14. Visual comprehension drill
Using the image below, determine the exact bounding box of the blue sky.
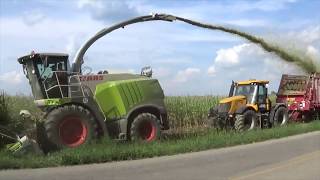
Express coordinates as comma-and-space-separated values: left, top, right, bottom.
0, 0, 319, 95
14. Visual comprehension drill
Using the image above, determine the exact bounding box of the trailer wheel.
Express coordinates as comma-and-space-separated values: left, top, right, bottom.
44, 105, 98, 150
273, 106, 288, 126
235, 110, 257, 132
129, 113, 160, 142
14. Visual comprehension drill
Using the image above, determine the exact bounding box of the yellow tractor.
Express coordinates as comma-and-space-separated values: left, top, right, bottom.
208, 80, 288, 132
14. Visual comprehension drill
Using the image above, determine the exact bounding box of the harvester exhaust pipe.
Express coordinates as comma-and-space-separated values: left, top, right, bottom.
229, 81, 235, 97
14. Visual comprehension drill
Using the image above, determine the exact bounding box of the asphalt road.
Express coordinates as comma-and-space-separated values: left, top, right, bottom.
1, 131, 319, 180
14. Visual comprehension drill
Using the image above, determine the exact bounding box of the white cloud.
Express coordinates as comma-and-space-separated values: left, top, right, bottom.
0, 16, 101, 40
207, 66, 216, 76
77, 0, 100, 8
271, 26, 320, 56
248, 0, 297, 11
77, 0, 140, 22
306, 45, 320, 58
65, 34, 88, 60
22, 11, 46, 26
173, 68, 201, 83
0, 71, 23, 85
153, 67, 172, 78
171, 29, 239, 43
215, 43, 252, 66
225, 19, 268, 27
65, 36, 78, 56
105, 68, 136, 74
208, 42, 303, 81
296, 26, 320, 43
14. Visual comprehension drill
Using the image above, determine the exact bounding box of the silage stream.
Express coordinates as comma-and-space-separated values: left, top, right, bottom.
173, 15, 318, 73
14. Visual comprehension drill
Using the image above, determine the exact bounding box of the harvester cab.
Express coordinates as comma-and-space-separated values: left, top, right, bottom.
208, 79, 288, 132
18, 52, 70, 100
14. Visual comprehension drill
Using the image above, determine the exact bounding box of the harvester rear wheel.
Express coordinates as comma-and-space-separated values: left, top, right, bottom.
273, 106, 288, 126
235, 110, 257, 132
43, 105, 98, 151
129, 113, 160, 142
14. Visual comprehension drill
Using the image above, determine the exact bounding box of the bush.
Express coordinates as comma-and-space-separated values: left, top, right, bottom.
0, 93, 41, 146
5, 94, 41, 134
0, 91, 10, 126
0, 91, 15, 147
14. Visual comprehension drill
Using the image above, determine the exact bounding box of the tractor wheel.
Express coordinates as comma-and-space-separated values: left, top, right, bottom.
43, 105, 98, 150
273, 106, 289, 126
129, 113, 160, 142
235, 110, 257, 132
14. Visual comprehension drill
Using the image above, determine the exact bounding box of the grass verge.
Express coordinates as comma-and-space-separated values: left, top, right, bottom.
1, 120, 320, 170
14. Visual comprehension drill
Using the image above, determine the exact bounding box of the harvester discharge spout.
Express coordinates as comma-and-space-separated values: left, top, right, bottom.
72, 14, 177, 73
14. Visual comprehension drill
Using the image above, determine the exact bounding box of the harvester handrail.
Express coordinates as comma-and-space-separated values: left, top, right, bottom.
42, 71, 86, 99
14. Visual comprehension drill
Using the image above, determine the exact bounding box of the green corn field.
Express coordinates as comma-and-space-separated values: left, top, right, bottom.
165, 96, 220, 130
1, 94, 222, 133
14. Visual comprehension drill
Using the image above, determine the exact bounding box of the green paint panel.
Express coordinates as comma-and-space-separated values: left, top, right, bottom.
94, 78, 164, 120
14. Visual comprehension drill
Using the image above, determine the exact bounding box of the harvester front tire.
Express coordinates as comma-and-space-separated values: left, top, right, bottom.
44, 105, 98, 151
235, 110, 257, 132
130, 113, 160, 142
273, 106, 288, 126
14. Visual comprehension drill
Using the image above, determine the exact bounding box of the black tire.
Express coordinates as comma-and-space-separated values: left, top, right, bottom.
129, 113, 160, 142
235, 110, 257, 132
273, 106, 288, 126
43, 105, 98, 150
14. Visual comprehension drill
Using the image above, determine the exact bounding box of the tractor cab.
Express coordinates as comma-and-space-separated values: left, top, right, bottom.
229, 80, 270, 111
18, 52, 70, 100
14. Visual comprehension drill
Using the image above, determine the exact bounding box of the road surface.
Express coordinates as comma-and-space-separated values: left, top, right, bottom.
1, 131, 319, 180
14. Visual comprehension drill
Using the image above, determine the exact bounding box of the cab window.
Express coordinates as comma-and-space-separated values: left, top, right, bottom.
36, 57, 66, 81
258, 85, 267, 104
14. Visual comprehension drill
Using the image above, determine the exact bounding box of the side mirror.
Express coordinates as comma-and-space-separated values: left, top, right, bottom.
141, 66, 152, 77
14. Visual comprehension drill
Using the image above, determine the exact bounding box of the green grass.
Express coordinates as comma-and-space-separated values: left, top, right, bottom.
1, 120, 319, 169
